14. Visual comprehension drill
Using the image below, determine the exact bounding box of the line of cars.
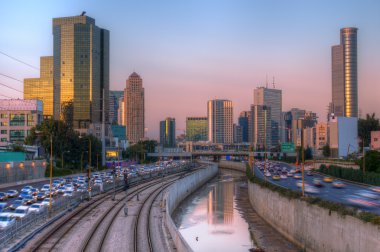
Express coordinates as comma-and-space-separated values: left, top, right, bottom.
256, 161, 380, 210
0, 177, 87, 230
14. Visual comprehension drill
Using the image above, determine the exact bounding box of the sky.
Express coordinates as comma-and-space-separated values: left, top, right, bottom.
0, 0, 379, 140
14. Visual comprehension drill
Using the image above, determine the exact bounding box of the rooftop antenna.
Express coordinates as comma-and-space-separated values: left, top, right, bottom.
265, 74, 268, 88
81, 11, 86, 16
272, 76, 276, 89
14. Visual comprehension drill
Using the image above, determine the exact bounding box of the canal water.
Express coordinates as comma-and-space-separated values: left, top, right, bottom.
173, 169, 299, 252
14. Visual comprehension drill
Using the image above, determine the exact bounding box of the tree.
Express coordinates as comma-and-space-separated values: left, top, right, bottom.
358, 113, 380, 147
322, 145, 331, 158
123, 140, 158, 163
359, 150, 380, 173
305, 147, 313, 160
61, 101, 74, 128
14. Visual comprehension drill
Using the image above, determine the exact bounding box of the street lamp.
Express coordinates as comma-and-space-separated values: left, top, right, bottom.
79, 136, 92, 199
35, 130, 54, 212
61, 150, 70, 169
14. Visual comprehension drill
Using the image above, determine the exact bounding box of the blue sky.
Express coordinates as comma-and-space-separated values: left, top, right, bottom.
1, 0, 379, 138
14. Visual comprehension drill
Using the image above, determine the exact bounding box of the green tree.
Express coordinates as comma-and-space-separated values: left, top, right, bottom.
123, 140, 158, 163
322, 144, 331, 158
359, 150, 380, 173
358, 113, 380, 147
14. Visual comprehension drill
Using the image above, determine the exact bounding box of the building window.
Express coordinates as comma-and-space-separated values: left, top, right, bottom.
0, 130, 7, 134
0, 114, 8, 118
27, 114, 34, 126
9, 130, 25, 143
0, 138, 7, 142
9, 114, 25, 126
375, 138, 378, 142
0, 122, 8, 126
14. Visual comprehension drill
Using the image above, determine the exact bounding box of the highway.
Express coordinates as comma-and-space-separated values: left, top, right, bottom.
253, 161, 380, 215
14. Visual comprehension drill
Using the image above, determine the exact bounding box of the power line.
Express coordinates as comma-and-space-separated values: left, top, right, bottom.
0, 73, 23, 83
0, 50, 39, 71
0, 82, 23, 94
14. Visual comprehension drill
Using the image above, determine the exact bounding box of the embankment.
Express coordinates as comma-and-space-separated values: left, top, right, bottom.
164, 162, 218, 252
221, 161, 380, 252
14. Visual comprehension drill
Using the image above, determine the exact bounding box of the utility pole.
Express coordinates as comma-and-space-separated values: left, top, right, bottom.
101, 88, 106, 167
263, 106, 267, 181
49, 135, 53, 212
301, 120, 305, 197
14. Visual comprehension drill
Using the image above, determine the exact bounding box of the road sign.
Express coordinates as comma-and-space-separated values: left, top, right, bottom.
281, 143, 295, 153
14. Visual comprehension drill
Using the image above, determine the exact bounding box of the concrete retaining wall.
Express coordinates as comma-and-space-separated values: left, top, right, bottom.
218, 160, 246, 172
220, 160, 380, 252
0, 160, 46, 184
164, 162, 218, 252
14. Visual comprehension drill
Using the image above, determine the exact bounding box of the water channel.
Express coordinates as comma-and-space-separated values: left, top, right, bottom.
173, 169, 299, 252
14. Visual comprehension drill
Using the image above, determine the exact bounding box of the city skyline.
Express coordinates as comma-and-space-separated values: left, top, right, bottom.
1, 1, 379, 139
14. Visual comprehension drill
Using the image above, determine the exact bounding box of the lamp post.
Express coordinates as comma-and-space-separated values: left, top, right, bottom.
80, 136, 92, 199
301, 120, 305, 197
61, 150, 70, 169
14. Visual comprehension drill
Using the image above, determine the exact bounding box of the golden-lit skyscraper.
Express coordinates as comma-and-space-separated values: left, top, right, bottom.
124, 72, 144, 144
331, 27, 358, 118
24, 56, 54, 118
52, 15, 109, 128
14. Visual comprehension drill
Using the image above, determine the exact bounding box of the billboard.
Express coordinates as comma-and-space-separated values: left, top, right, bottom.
281, 143, 295, 153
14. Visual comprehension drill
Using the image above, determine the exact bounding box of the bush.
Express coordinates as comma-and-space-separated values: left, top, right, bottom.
319, 165, 380, 186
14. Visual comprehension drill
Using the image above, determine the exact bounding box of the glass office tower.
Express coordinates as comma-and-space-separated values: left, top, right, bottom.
186, 117, 208, 141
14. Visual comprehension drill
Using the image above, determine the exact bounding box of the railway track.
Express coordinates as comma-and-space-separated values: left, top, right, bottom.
28, 167, 197, 252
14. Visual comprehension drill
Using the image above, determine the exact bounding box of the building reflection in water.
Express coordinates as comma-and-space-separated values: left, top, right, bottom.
207, 175, 234, 225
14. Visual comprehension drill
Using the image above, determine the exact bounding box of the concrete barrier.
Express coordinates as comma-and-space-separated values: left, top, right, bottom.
218, 161, 380, 252
164, 162, 218, 252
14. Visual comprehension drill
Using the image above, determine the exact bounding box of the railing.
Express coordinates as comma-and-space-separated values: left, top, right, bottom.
0, 162, 195, 250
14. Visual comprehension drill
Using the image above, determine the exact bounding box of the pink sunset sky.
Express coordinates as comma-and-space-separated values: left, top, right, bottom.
0, 1, 379, 139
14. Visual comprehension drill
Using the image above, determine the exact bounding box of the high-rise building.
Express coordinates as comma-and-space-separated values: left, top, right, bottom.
315, 123, 328, 150
0, 100, 43, 146
254, 87, 282, 147
124, 72, 144, 144
233, 124, 243, 143
24, 56, 54, 118
186, 117, 208, 142
160, 117, 176, 148
207, 100, 233, 144
109, 90, 124, 124
331, 27, 358, 118
238, 111, 249, 143
117, 97, 125, 126
52, 15, 109, 128
249, 105, 271, 150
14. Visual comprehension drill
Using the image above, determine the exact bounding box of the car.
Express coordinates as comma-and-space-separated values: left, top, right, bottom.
41, 184, 51, 192
94, 179, 103, 186
293, 173, 302, 179
323, 176, 333, 183
264, 172, 271, 177
306, 171, 313, 176
11, 206, 29, 219
41, 198, 54, 207
355, 190, 380, 200
313, 178, 323, 187
287, 172, 294, 177
77, 187, 87, 193
305, 185, 319, 194
345, 195, 380, 209
369, 186, 380, 193
272, 175, 281, 180
23, 195, 36, 204
5, 190, 18, 198
63, 190, 73, 197
280, 174, 287, 179
18, 192, 31, 199
332, 181, 345, 188
29, 203, 45, 213
57, 186, 66, 194
0, 192, 7, 201
36, 192, 47, 201
30, 188, 39, 196
0, 203, 7, 212
8, 200, 24, 210
21, 186, 33, 193
0, 213, 16, 229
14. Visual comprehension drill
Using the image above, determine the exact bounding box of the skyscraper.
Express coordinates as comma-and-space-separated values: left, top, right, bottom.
331, 27, 358, 118
109, 90, 124, 124
238, 111, 249, 143
186, 117, 208, 142
249, 105, 271, 150
254, 87, 282, 147
160, 117, 176, 148
124, 72, 144, 144
24, 56, 54, 118
52, 15, 109, 128
207, 99, 233, 144
117, 97, 125, 126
